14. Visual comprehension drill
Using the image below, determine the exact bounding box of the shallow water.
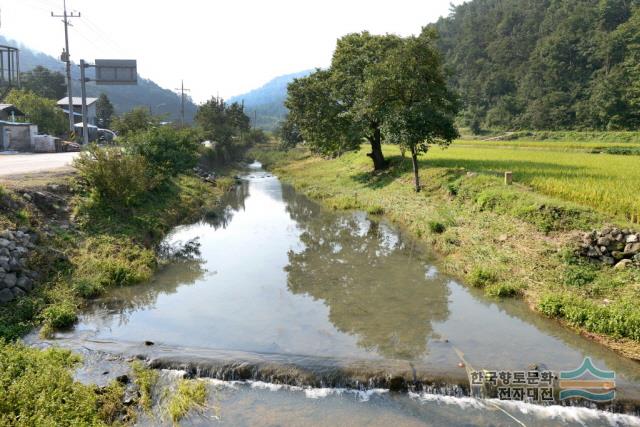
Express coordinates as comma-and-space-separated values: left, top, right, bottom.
45, 163, 640, 424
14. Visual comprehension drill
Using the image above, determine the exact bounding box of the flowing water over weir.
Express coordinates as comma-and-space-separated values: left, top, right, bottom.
29, 162, 640, 426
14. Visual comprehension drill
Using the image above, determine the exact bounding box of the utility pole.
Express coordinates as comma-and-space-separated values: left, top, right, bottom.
174, 80, 191, 126
52, 0, 81, 135
80, 59, 89, 146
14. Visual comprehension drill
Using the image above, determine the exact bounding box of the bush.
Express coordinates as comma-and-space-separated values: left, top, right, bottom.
74, 145, 162, 208
428, 221, 446, 234
469, 267, 497, 288
40, 302, 77, 331
125, 126, 201, 176
0, 342, 125, 425
486, 283, 519, 298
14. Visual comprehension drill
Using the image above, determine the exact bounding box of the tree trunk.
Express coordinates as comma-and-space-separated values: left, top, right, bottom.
366, 126, 387, 171
411, 146, 420, 193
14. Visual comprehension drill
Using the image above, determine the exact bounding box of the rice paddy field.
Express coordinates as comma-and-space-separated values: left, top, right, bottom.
427, 141, 640, 223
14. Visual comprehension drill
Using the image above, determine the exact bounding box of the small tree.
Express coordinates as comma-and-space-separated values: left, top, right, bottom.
20, 66, 66, 100
369, 31, 459, 192
276, 114, 303, 149
5, 89, 67, 135
111, 107, 159, 137
95, 93, 115, 128
125, 126, 201, 176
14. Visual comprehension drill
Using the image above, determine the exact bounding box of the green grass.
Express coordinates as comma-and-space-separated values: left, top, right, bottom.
167, 379, 208, 426
0, 342, 128, 426
132, 361, 159, 412
254, 143, 640, 358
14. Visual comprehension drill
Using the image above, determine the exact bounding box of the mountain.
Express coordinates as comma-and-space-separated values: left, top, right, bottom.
429, 0, 640, 131
228, 70, 313, 131
1, 36, 197, 123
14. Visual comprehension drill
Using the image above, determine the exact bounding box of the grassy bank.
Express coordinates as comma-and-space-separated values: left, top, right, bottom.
249, 143, 640, 360
0, 163, 234, 424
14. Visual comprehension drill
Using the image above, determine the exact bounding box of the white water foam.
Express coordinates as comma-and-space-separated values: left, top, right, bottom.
409, 391, 640, 427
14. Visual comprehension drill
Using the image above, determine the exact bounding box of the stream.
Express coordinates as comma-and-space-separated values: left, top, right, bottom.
30, 162, 640, 426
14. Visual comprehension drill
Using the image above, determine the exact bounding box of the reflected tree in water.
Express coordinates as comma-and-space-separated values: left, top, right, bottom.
282, 186, 450, 360
203, 180, 250, 230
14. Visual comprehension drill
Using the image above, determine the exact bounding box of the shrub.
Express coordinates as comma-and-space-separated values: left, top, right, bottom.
40, 302, 77, 333
74, 145, 162, 208
0, 342, 123, 425
367, 205, 384, 215
468, 267, 497, 288
428, 221, 446, 234
486, 283, 519, 298
125, 126, 201, 176
563, 265, 597, 287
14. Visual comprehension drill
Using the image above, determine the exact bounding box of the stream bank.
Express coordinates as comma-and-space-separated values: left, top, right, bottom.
27, 163, 640, 425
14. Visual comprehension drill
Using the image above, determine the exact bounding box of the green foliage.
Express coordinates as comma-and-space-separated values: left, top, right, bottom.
486, 282, 520, 298
74, 145, 163, 208
286, 69, 362, 156
125, 126, 201, 176
111, 106, 159, 136
564, 265, 597, 287
468, 267, 498, 288
430, 0, 640, 130
195, 97, 249, 144
167, 379, 208, 424
4, 89, 67, 135
244, 128, 269, 145
275, 114, 303, 149
40, 301, 77, 335
95, 93, 115, 128
0, 342, 123, 426
72, 236, 155, 298
539, 294, 640, 341
428, 221, 446, 234
19, 66, 66, 100
132, 361, 158, 412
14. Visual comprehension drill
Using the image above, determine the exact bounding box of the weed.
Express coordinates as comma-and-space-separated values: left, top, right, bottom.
428, 221, 446, 234
132, 361, 158, 412
167, 379, 208, 425
468, 267, 498, 288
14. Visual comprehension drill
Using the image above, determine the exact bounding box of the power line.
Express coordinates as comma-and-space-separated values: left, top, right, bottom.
174, 80, 191, 126
51, 0, 81, 134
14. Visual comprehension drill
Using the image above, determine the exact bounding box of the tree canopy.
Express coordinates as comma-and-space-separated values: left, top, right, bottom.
430, 0, 640, 132
285, 30, 459, 190
5, 89, 66, 135
19, 66, 66, 100
95, 94, 115, 129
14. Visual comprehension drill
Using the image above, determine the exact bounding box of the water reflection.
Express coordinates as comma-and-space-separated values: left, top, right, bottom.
83, 259, 207, 329
204, 180, 250, 230
281, 185, 450, 360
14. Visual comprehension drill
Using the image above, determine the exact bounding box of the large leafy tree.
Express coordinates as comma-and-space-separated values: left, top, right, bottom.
5, 89, 66, 135
368, 31, 459, 192
95, 93, 115, 129
286, 33, 402, 169
195, 98, 250, 144
20, 66, 66, 100
286, 70, 360, 156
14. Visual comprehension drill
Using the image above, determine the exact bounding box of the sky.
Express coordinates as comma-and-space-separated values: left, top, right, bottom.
1, 0, 464, 103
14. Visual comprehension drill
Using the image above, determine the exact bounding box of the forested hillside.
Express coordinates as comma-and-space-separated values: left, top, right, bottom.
228, 70, 312, 130
430, 0, 640, 131
2, 36, 197, 122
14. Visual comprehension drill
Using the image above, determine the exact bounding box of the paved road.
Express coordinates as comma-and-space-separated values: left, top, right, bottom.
0, 152, 78, 176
